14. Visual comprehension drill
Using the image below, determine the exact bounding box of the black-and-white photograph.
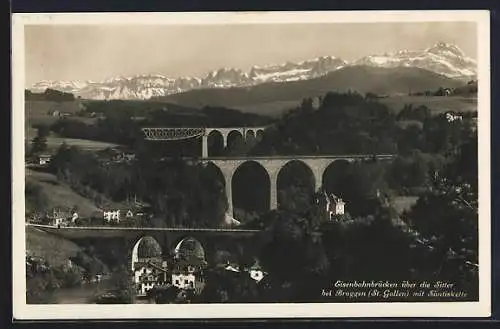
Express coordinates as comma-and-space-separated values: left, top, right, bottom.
12, 11, 490, 319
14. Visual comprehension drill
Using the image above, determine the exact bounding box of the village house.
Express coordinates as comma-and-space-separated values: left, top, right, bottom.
223, 260, 267, 283
445, 112, 463, 123
138, 273, 157, 295
38, 154, 51, 166
103, 207, 139, 224
172, 272, 196, 290
248, 260, 267, 283
49, 208, 78, 227
171, 258, 206, 291
134, 259, 169, 296
103, 210, 121, 223
48, 109, 73, 118
317, 191, 346, 220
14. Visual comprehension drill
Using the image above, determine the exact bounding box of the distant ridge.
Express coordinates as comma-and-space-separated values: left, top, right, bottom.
30, 42, 476, 101
157, 66, 465, 110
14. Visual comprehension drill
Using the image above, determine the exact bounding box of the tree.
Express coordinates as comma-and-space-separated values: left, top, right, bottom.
25, 181, 49, 213
108, 265, 135, 303
30, 125, 49, 156
402, 131, 478, 296
258, 210, 330, 293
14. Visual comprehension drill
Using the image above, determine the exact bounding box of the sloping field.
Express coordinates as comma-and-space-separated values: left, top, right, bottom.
25, 100, 97, 127
26, 100, 83, 116
26, 169, 103, 217
234, 100, 302, 117
26, 225, 83, 267
234, 96, 477, 118
25, 130, 119, 153
45, 136, 119, 152
379, 96, 477, 113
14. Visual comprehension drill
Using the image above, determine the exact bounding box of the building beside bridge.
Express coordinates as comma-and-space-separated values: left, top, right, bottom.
134, 259, 169, 296
323, 191, 346, 219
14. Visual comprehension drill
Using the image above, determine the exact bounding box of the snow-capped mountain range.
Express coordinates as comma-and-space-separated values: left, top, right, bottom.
30, 42, 476, 100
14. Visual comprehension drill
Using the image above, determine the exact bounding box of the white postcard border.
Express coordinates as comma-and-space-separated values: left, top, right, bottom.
12, 10, 491, 320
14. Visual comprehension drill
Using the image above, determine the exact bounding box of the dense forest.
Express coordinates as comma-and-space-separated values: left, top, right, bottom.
25, 89, 76, 102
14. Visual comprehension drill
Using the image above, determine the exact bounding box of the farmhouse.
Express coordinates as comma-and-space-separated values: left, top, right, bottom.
103, 207, 138, 223
134, 259, 169, 296
103, 210, 121, 223
445, 112, 463, 123
171, 258, 205, 291
248, 260, 267, 283
38, 154, 51, 165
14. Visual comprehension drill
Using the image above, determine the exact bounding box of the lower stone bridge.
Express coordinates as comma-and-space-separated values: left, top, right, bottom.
29, 224, 261, 270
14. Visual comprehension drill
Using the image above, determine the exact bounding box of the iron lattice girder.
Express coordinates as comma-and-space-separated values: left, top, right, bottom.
142, 127, 206, 141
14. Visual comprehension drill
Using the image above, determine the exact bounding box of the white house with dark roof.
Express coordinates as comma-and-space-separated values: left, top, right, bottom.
38, 154, 52, 165
247, 260, 267, 283
318, 191, 346, 220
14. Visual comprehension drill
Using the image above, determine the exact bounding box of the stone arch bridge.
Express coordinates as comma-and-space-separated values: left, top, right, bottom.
202, 154, 394, 216
141, 126, 396, 217
142, 126, 268, 158
29, 224, 261, 269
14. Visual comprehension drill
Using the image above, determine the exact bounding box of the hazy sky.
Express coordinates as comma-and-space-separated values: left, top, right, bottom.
25, 22, 477, 86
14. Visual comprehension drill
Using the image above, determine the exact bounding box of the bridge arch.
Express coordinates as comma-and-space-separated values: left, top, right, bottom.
255, 129, 264, 142
173, 236, 206, 261
226, 130, 245, 154
321, 159, 352, 196
207, 130, 225, 156
131, 235, 163, 271
277, 160, 316, 211
231, 160, 270, 221
245, 130, 257, 148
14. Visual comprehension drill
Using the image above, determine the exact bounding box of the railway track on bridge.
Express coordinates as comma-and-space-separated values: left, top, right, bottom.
26, 223, 261, 233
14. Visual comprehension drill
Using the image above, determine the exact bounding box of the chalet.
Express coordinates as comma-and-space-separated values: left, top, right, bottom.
49, 208, 76, 227
248, 260, 266, 283
171, 258, 206, 291
138, 274, 157, 295
103, 210, 121, 223
317, 191, 346, 220
48, 110, 73, 117
103, 204, 147, 223
38, 154, 51, 165
172, 272, 196, 290
445, 112, 463, 123
134, 259, 169, 295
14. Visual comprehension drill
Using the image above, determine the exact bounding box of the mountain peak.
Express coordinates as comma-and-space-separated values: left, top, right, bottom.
426, 41, 466, 57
